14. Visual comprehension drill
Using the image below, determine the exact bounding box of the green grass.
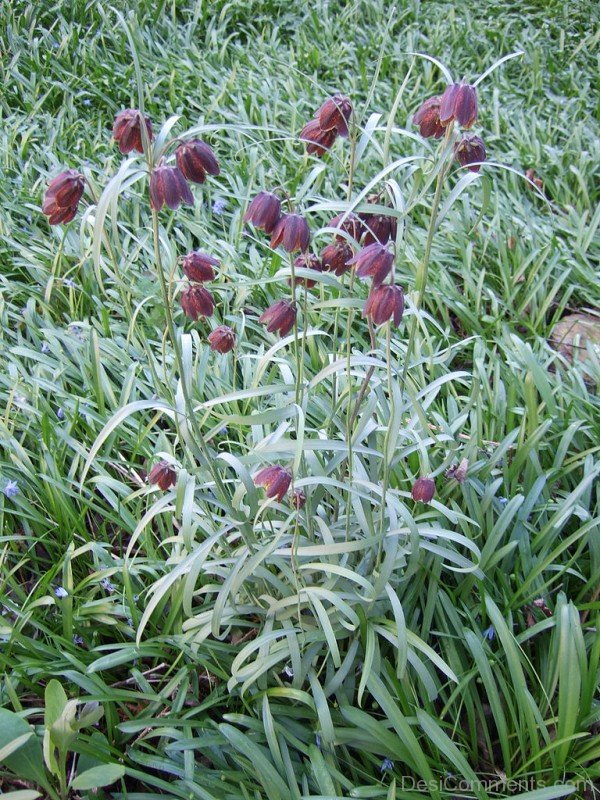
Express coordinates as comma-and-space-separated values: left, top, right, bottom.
0, 1, 598, 798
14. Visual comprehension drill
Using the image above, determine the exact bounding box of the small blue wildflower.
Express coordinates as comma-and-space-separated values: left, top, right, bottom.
483, 625, 495, 641
498, 496, 508, 506
54, 587, 68, 599
220, 426, 228, 435
133, 594, 139, 602
26, 214, 32, 223
380, 758, 394, 773
315, 733, 321, 749
83, 98, 91, 106
63, 278, 77, 289
282, 665, 294, 679
3, 480, 19, 499
127, 617, 133, 627
212, 198, 226, 215
56, 408, 65, 420
100, 578, 115, 593
73, 634, 84, 645
41, 342, 51, 354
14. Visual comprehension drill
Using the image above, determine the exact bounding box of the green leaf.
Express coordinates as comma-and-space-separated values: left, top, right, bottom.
71, 763, 125, 790
0, 708, 50, 792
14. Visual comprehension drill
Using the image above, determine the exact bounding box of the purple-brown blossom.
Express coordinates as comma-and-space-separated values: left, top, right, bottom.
244, 191, 282, 234
175, 139, 220, 183
454, 135, 486, 172
300, 119, 338, 157
208, 325, 236, 353
254, 465, 292, 502
290, 253, 324, 289
181, 251, 219, 282
348, 243, 394, 286
270, 213, 310, 253
320, 241, 354, 277
363, 284, 404, 326
180, 284, 215, 320
42, 169, 85, 225
112, 109, 153, 154
259, 299, 296, 336
316, 93, 353, 137
148, 460, 177, 490
439, 83, 478, 129
149, 166, 194, 211
411, 477, 436, 503
413, 96, 445, 139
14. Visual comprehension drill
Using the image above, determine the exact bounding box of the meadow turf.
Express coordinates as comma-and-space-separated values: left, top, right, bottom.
0, 0, 599, 798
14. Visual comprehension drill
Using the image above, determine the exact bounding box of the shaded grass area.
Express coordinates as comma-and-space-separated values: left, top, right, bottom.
0, 1, 599, 798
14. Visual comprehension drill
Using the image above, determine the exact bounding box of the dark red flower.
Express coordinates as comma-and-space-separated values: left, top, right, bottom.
291, 489, 306, 509
363, 284, 404, 326
180, 284, 214, 320
244, 191, 282, 234
175, 139, 220, 184
289, 253, 323, 289
300, 119, 338, 157
329, 212, 364, 242
42, 170, 85, 225
149, 166, 194, 211
259, 300, 296, 336
361, 205, 398, 246
413, 95, 445, 139
208, 325, 236, 353
112, 109, 153, 154
316, 93, 353, 137
348, 243, 394, 286
411, 477, 436, 503
320, 241, 354, 277
270, 214, 311, 253
148, 460, 177, 490
439, 83, 478, 129
454, 135, 486, 172
254, 465, 292, 502
181, 251, 219, 282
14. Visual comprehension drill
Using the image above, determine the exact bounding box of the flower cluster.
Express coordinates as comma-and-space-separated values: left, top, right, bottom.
179, 251, 217, 321
150, 138, 220, 211
42, 169, 85, 225
413, 82, 486, 172
300, 94, 353, 157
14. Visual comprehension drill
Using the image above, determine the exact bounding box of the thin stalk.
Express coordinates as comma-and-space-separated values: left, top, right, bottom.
288, 254, 302, 407
379, 321, 393, 539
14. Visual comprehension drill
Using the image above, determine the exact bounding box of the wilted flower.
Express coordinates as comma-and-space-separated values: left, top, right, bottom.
320, 241, 354, 276
291, 489, 306, 509
42, 169, 85, 225
208, 325, 236, 353
290, 253, 323, 289
175, 139, 220, 183
316, 93, 353, 137
454, 135, 486, 172
525, 168, 544, 191
180, 284, 215, 320
413, 95, 445, 139
446, 458, 469, 483
112, 108, 153, 154
329, 212, 364, 241
348, 242, 394, 286
149, 166, 194, 210
254, 465, 292, 502
439, 83, 478, 128
411, 477, 436, 503
300, 119, 338, 157
181, 251, 218, 282
148, 460, 177, 490
259, 299, 296, 336
244, 191, 282, 234
364, 284, 404, 326
270, 213, 311, 253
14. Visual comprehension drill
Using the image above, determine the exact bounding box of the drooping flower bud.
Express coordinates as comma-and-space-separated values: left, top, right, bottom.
360, 196, 398, 246
254, 465, 292, 502
244, 191, 282, 234
148, 460, 177, 490
180, 284, 215, 320
411, 477, 436, 503
181, 251, 219, 282
363, 284, 404, 326
454, 135, 486, 172
348, 242, 394, 286
42, 170, 85, 225
270, 213, 311, 253
291, 489, 306, 509
208, 325, 236, 353
439, 83, 478, 129
316, 93, 353, 137
289, 253, 324, 289
149, 166, 194, 211
300, 119, 338, 157
329, 212, 364, 242
413, 96, 445, 139
259, 299, 296, 336
175, 139, 220, 184
320, 241, 354, 277
112, 109, 153, 154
